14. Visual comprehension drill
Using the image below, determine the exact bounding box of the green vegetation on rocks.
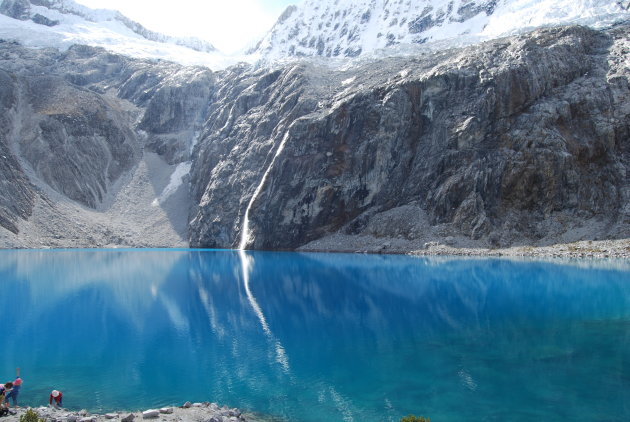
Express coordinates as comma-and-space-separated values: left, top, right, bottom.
19, 409, 44, 422
401, 415, 430, 422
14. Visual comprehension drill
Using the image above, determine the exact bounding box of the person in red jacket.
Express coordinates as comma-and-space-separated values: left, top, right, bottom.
5, 368, 21, 407
49, 390, 63, 409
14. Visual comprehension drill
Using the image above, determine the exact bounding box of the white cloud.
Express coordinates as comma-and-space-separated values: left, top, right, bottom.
74, 0, 298, 53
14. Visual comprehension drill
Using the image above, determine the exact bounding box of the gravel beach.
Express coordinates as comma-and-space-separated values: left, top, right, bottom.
1, 401, 266, 422
299, 234, 630, 261
412, 238, 630, 260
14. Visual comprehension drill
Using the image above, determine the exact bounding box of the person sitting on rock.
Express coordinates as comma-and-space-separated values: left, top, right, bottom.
1, 384, 12, 408
0, 384, 5, 403
49, 390, 63, 409
0, 384, 9, 416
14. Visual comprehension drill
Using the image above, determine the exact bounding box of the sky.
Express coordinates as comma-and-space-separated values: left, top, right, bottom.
74, 0, 300, 53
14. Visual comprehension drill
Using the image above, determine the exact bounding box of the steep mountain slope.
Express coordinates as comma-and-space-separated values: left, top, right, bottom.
0, 0, 235, 67
191, 24, 630, 250
0, 42, 213, 247
0, 70, 35, 235
253, 0, 630, 60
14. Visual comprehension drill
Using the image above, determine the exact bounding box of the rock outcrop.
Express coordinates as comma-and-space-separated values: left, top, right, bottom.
0, 0, 29, 20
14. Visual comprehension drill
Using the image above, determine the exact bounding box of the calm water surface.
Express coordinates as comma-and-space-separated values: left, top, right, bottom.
1, 249, 629, 421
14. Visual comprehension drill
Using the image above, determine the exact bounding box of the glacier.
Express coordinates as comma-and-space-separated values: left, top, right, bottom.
0, 0, 248, 68
2, 0, 629, 69
253, 0, 630, 61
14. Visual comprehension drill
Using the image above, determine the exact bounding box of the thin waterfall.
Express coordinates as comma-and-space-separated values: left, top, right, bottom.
238, 132, 291, 250
236, 131, 292, 372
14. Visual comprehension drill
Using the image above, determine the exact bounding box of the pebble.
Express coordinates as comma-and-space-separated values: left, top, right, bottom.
105, 414, 118, 419
141, 409, 159, 419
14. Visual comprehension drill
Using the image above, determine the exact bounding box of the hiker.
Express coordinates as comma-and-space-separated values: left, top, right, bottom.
0, 382, 13, 416
0, 384, 12, 408
49, 390, 63, 409
5, 369, 21, 407
0, 384, 8, 416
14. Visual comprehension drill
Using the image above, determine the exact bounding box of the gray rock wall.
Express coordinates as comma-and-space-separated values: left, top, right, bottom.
0, 42, 209, 220
190, 25, 630, 249
0, 69, 35, 234
0, 0, 30, 20
19, 75, 138, 207
189, 64, 316, 247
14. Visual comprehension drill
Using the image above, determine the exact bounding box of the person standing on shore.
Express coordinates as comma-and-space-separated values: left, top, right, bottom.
5, 368, 21, 407
49, 390, 63, 409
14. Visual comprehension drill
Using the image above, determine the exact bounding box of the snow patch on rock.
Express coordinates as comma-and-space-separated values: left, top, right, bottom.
152, 162, 191, 207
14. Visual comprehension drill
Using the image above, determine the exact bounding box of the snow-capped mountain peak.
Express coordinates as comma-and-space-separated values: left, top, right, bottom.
0, 0, 245, 68
1, 0, 629, 69
1, 0, 218, 52
253, 0, 630, 61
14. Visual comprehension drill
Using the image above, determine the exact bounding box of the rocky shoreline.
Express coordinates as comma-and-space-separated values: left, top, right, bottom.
300, 236, 630, 260
2, 402, 262, 422
412, 238, 630, 260
2, 234, 629, 261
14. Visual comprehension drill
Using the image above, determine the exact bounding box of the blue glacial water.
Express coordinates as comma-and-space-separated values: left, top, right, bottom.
1, 249, 629, 421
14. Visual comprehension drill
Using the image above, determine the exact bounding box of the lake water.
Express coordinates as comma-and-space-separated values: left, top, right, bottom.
1, 249, 629, 421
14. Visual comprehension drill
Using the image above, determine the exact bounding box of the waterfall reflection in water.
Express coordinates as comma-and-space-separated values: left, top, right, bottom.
238, 249, 290, 373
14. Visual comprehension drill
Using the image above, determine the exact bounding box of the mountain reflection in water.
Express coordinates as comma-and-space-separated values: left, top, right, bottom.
1, 249, 629, 422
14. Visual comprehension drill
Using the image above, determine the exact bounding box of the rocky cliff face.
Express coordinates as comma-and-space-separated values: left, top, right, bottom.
1, 23, 629, 250
0, 41, 211, 242
0, 68, 35, 234
190, 24, 630, 250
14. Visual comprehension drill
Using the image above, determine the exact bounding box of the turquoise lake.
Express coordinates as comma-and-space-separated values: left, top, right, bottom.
1, 249, 629, 421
